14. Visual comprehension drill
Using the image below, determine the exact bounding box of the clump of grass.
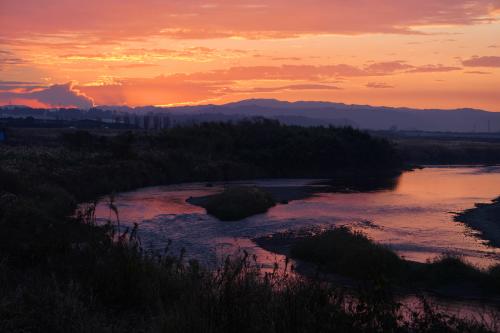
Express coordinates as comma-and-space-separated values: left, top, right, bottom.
203, 186, 276, 221
421, 254, 483, 287
289, 227, 500, 299
486, 264, 500, 292
290, 227, 406, 281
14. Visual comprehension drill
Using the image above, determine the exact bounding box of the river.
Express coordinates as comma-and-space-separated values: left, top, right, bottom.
92, 166, 500, 270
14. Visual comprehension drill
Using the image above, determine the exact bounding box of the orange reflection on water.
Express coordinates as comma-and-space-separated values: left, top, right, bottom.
93, 167, 500, 269
94, 184, 219, 222
267, 167, 500, 267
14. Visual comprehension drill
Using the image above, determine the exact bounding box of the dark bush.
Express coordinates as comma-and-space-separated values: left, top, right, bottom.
422, 255, 483, 286
203, 186, 276, 221
291, 227, 406, 281
61, 130, 95, 150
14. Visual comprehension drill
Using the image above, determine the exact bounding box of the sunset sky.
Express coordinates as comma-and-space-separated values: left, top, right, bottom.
1, 0, 499, 110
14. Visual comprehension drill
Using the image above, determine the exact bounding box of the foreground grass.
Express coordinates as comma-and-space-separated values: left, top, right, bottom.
1, 206, 496, 332
1, 215, 495, 333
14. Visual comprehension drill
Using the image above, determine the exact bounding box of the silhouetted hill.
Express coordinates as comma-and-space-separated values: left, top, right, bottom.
3, 99, 500, 132
173, 99, 498, 132
100, 99, 499, 132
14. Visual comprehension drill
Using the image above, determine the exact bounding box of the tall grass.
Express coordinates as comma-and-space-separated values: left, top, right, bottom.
291, 227, 406, 281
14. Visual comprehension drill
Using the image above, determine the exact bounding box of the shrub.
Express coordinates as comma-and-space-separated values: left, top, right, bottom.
203, 186, 276, 221
290, 227, 406, 281
61, 130, 95, 150
486, 264, 500, 292
422, 255, 482, 286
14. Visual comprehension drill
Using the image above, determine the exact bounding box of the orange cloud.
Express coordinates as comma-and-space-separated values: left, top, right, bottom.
78, 76, 230, 106
74, 61, 466, 106
58, 47, 243, 64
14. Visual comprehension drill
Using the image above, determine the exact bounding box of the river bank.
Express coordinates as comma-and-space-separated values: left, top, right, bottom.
455, 197, 500, 247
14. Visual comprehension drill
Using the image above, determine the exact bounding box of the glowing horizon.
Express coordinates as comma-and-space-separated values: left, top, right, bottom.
1, 1, 499, 110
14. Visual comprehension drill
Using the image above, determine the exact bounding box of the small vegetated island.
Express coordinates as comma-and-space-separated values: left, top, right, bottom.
191, 186, 276, 221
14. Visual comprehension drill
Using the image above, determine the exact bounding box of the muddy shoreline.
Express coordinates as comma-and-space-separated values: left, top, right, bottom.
455, 197, 500, 247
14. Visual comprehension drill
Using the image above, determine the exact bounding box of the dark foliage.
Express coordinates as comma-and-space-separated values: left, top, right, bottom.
155, 119, 402, 178
291, 227, 406, 281
203, 186, 276, 221
396, 139, 500, 165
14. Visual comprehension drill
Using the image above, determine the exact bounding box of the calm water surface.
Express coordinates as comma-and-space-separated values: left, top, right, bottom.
94, 167, 500, 269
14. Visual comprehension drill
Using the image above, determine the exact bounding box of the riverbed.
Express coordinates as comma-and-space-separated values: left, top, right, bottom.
92, 166, 500, 270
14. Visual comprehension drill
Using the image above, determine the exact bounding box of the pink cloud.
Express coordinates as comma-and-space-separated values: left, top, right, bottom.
0, 1, 498, 42
107, 63, 159, 70
237, 84, 341, 93
464, 70, 492, 74
0, 50, 27, 69
366, 82, 394, 89
406, 64, 462, 73
462, 56, 500, 67
205, 62, 462, 79
0, 82, 94, 108
364, 61, 413, 74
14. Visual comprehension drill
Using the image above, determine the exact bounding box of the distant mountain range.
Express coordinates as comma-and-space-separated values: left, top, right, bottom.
98, 99, 500, 132
2, 99, 500, 132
